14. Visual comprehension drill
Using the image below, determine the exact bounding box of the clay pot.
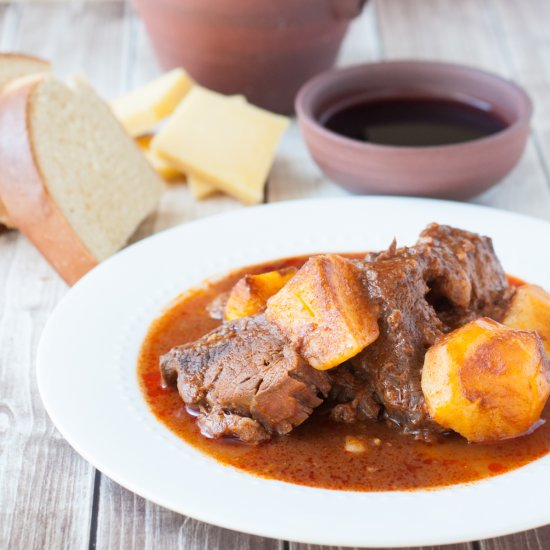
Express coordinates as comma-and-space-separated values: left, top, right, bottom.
132, 0, 367, 114
296, 61, 532, 200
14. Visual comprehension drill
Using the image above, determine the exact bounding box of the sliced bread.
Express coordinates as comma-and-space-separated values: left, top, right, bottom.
0, 75, 165, 284
0, 53, 51, 227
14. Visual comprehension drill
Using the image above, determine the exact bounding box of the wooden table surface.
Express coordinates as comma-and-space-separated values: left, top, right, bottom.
1, 1, 550, 548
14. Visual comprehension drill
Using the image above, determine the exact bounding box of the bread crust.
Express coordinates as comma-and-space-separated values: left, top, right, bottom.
0, 52, 50, 66
0, 54, 51, 228
0, 78, 98, 285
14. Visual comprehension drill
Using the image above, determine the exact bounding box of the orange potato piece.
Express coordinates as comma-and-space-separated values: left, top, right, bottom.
225, 267, 297, 321
422, 317, 550, 443
502, 284, 550, 357
265, 255, 379, 370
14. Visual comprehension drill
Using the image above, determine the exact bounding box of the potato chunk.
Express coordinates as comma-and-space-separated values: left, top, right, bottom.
422, 318, 550, 443
502, 284, 550, 357
225, 267, 297, 321
265, 255, 379, 370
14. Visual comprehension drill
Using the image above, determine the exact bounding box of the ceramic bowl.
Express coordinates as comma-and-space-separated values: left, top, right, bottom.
133, 0, 368, 115
295, 61, 532, 199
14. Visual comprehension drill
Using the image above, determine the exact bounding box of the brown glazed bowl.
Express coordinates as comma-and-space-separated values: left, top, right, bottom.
296, 61, 533, 199
132, 0, 367, 114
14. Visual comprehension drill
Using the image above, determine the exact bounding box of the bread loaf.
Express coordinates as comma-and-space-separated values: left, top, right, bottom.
0, 75, 164, 284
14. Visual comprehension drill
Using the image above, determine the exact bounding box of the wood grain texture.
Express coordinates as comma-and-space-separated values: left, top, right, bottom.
13, 0, 126, 98
95, 476, 283, 550
0, 4, 12, 51
379, 0, 507, 69
0, 3, 19, 52
480, 525, 550, 550
292, 545, 473, 550
486, 0, 550, 186
0, 236, 94, 550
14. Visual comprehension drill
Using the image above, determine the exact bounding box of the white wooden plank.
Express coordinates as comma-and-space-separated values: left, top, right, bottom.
0, 2, 20, 51
473, 141, 550, 220
336, 0, 382, 66
480, 525, 550, 550
486, 0, 550, 190
379, 0, 507, 71
13, 1, 127, 98
292, 545, 473, 550
124, 5, 160, 91
0, 235, 94, 550
268, 123, 350, 203
95, 476, 283, 550
0, 3, 7, 34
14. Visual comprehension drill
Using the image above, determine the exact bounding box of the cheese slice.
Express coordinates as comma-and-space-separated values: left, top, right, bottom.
152, 87, 289, 205
111, 68, 193, 137
136, 135, 182, 181
188, 174, 217, 200
187, 94, 246, 200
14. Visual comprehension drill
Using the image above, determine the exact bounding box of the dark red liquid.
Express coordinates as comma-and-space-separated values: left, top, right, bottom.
322, 97, 508, 147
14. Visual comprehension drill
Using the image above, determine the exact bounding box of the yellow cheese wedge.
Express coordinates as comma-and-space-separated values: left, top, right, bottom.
111, 68, 193, 137
152, 87, 289, 205
136, 135, 182, 181
188, 175, 217, 200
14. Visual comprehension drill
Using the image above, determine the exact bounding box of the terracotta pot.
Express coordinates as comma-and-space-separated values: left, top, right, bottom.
296, 61, 532, 200
132, 0, 367, 114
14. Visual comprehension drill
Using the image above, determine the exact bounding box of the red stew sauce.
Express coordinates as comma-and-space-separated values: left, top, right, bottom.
138, 256, 550, 491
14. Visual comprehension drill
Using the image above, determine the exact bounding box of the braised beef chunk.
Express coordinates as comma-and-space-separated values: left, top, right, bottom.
331, 224, 513, 440
329, 364, 381, 423
346, 246, 447, 438
197, 409, 271, 444
160, 316, 331, 444
418, 224, 514, 328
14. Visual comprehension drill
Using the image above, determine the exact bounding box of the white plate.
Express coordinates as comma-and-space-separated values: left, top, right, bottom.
37, 197, 550, 548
